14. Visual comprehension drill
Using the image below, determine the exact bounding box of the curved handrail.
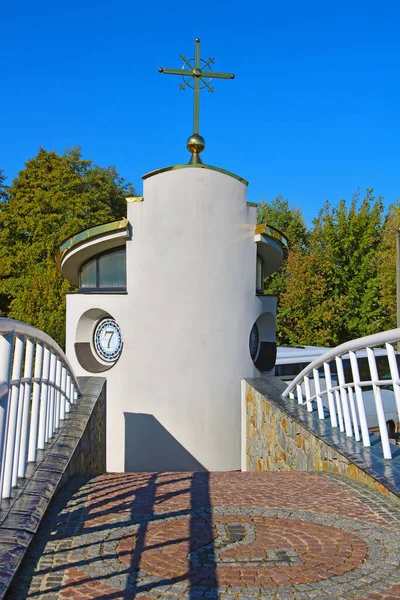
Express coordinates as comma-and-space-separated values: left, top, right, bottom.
0, 318, 81, 393
0, 318, 81, 504
281, 328, 400, 460
282, 328, 400, 398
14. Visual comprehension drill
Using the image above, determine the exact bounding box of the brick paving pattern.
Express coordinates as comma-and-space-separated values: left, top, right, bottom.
5, 471, 400, 599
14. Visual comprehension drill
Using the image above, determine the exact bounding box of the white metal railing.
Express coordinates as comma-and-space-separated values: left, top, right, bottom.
0, 318, 81, 505
282, 328, 400, 460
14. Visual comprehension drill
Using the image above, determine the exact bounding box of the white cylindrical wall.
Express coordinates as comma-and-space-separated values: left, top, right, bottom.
66, 166, 276, 472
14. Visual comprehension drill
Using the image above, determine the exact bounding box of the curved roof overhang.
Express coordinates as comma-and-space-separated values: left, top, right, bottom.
255, 223, 289, 277
56, 219, 130, 285
142, 163, 249, 186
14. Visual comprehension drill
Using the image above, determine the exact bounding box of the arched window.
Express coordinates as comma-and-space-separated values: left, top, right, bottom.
79, 247, 126, 291
256, 254, 264, 294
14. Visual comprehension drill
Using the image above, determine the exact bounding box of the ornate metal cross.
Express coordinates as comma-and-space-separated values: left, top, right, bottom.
159, 38, 235, 163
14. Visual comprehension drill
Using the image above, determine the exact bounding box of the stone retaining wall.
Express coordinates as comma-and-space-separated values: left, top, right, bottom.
244, 377, 400, 506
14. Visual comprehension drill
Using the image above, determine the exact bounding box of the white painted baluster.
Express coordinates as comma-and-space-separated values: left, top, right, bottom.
65, 374, 71, 414
313, 368, 325, 419
367, 347, 392, 459
18, 339, 34, 478
349, 350, 370, 447
71, 380, 76, 405
335, 356, 353, 437
54, 359, 62, 430
38, 347, 50, 450
2, 335, 24, 498
348, 387, 360, 442
304, 375, 313, 412
386, 342, 400, 424
296, 383, 303, 405
60, 366, 67, 422
12, 373, 26, 487
323, 362, 338, 427
46, 353, 56, 441
0, 333, 14, 502
16, 339, 34, 477
334, 389, 345, 432
28, 343, 43, 462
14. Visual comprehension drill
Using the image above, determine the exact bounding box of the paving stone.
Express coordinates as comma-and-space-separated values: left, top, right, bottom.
4, 471, 400, 600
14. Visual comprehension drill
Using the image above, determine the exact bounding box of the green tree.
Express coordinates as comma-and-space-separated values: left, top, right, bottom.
277, 249, 347, 346
0, 147, 135, 346
376, 200, 400, 328
257, 195, 308, 251
0, 170, 10, 316
277, 190, 386, 346
257, 195, 309, 343
0, 170, 8, 202
311, 190, 385, 340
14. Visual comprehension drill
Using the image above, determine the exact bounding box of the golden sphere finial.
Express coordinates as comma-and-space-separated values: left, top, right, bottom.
186, 134, 206, 164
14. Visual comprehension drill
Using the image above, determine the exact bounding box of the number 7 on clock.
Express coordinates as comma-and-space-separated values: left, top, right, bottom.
105, 330, 114, 348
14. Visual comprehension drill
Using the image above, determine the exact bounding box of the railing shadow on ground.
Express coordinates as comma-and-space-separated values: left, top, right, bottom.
5, 471, 218, 599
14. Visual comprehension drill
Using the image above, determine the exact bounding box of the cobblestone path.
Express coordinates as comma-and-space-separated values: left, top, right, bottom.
5, 471, 400, 600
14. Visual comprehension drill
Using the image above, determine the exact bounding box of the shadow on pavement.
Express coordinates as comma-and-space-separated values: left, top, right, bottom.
5, 472, 218, 599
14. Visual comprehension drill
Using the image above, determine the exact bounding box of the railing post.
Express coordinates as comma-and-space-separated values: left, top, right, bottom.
18, 338, 34, 478
54, 359, 62, 431
0, 333, 14, 502
12, 338, 32, 486
349, 350, 370, 447
28, 342, 44, 463
38, 347, 50, 450
2, 335, 24, 498
60, 366, 67, 422
335, 356, 353, 437
386, 342, 400, 424
323, 362, 338, 428
334, 389, 345, 432
46, 352, 57, 442
296, 383, 303, 406
304, 376, 313, 412
347, 387, 361, 442
65, 374, 72, 414
313, 368, 325, 419
367, 347, 392, 459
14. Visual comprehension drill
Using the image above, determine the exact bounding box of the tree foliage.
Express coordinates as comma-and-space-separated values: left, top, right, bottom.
259, 190, 395, 347
0, 147, 135, 346
376, 200, 400, 329
257, 195, 308, 303
0, 149, 397, 351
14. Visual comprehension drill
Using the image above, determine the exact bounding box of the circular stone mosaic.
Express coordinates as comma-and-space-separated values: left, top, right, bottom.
69, 507, 400, 598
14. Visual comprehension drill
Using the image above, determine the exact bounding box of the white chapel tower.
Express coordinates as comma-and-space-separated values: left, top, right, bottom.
58, 39, 288, 472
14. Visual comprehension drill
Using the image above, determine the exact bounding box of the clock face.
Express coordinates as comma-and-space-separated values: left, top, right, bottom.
93, 318, 123, 363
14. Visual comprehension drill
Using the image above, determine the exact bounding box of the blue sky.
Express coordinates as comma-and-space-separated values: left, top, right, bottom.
2, 0, 400, 223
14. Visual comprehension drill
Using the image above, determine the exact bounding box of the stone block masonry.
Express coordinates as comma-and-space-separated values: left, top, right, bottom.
244, 377, 400, 505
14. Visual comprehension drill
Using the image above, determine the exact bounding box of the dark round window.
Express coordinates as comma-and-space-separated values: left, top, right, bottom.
249, 323, 259, 361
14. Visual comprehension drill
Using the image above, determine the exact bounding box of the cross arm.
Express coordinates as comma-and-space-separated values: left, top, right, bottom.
206, 71, 235, 80
159, 68, 193, 76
